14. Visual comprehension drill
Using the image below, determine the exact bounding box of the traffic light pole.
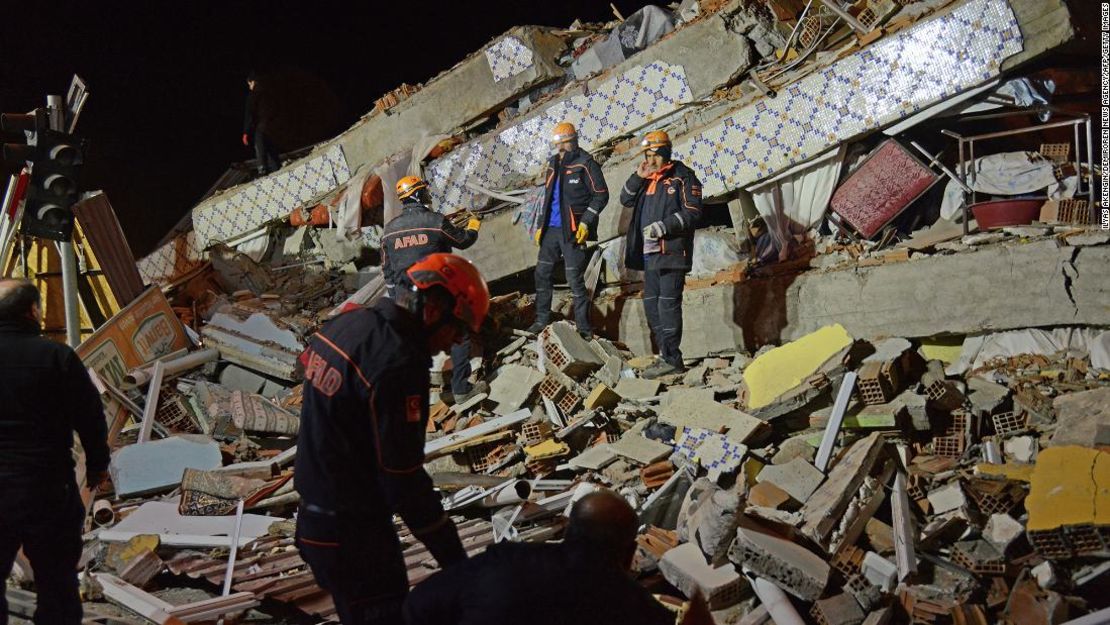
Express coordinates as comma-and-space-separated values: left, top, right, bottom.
47, 96, 81, 347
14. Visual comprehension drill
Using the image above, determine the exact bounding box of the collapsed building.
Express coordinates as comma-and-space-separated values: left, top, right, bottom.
1, 0, 1107, 623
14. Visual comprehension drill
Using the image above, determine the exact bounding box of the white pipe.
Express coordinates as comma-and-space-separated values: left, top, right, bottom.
746, 573, 805, 625
217, 500, 245, 625
125, 348, 218, 388
815, 371, 857, 472
93, 500, 115, 527
136, 360, 164, 444
479, 480, 533, 508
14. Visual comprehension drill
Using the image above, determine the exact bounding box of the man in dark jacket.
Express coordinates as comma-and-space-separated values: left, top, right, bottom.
295, 254, 489, 625
243, 72, 281, 174
527, 122, 609, 340
381, 175, 482, 402
0, 279, 110, 625
619, 130, 704, 378
404, 490, 683, 625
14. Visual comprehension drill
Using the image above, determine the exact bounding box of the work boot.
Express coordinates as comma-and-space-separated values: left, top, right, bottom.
526, 321, 547, 335
578, 329, 593, 341
641, 360, 686, 380
453, 381, 489, 406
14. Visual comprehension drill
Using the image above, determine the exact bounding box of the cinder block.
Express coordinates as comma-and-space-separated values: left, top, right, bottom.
659, 543, 744, 609
729, 527, 829, 601
541, 322, 604, 378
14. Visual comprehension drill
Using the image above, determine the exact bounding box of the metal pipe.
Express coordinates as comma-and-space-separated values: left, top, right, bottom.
59, 241, 81, 347
124, 347, 218, 388
136, 360, 165, 444
480, 480, 533, 508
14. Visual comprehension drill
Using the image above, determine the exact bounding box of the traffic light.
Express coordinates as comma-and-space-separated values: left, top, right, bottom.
1, 108, 83, 242
21, 127, 83, 241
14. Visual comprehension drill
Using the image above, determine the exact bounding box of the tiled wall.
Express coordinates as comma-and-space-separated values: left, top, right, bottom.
192, 145, 351, 248
485, 36, 535, 82
137, 230, 206, 285
426, 61, 692, 211
674, 0, 1023, 196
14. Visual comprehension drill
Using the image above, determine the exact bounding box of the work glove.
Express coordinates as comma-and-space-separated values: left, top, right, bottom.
241, 133, 249, 146
534, 228, 543, 246
467, 217, 481, 232
575, 222, 589, 245
643, 220, 667, 240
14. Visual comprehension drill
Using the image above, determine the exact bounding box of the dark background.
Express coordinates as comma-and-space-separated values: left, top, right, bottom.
1, 0, 649, 257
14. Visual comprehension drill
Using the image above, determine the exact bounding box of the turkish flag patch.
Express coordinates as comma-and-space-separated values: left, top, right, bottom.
406, 395, 422, 423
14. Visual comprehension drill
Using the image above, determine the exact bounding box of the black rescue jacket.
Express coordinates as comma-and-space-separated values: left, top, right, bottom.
619, 160, 704, 272
295, 299, 464, 564
381, 198, 478, 289
0, 318, 109, 483
539, 147, 609, 243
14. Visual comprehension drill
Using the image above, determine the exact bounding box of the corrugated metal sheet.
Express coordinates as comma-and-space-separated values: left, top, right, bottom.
73, 192, 145, 306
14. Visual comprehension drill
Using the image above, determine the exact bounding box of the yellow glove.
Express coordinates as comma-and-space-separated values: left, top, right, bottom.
575, 222, 589, 245
467, 217, 481, 232
534, 229, 543, 246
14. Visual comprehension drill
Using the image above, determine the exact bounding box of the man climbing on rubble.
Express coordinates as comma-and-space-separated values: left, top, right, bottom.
404, 489, 711, 625
527, 121, 609, 340
620, 130, 703, 379
381, 175, 483, 403
0, 279, 110, 625
295, 254, 489, 625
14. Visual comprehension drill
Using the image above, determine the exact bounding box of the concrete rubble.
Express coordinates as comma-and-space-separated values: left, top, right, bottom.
4, 0, 1107, 623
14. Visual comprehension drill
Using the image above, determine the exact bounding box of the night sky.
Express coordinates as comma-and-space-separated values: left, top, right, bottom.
1, 0, 650, 257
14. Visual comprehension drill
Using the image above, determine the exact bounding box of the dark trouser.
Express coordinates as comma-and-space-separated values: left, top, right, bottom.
643, 266, 685, 367
253, 129, 281, 174
296, 506, 408, 625
534, 228, 591, 332
450, 336, 471, 397
0, 477, 84, 625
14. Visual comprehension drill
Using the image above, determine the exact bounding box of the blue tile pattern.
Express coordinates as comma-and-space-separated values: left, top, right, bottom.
426, 61, 692, 211
193, 145, 352, 248
674, 0, 1022, 197
485, 36, 534, 82
673, 425, 747, 481
137, 231, 205, 285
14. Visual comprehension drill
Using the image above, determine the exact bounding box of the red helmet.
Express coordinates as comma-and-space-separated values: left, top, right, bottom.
406, 253, 490, 332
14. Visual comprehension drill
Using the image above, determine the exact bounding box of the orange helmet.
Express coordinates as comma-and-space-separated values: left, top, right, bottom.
640, 130, 671, 152
406, 253, 490, 332
396, 175, 428, 200
550, 122, 577, 144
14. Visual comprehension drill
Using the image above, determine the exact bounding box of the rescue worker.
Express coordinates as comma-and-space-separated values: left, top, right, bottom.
0, 279, 110, 625
404, 489, 711, 625
527, 122, 609, 340
243, 72, 282, 174
294, 254, 489, 625
381, 175, 482, 402
619, 130, 703, 379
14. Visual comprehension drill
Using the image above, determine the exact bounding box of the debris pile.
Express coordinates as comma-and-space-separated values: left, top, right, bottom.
1, 0, 1105, 623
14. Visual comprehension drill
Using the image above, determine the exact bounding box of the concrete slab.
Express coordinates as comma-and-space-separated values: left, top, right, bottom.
730, 526, 829, 601
584, 384, 621, 411
568, 444, 619, 471
1050, 388, 1110, 447
110, 435, 223, 497
927, 482, 966, 515
609, 432, 673, 465
600, 242, 1110, 359
755, 458, 824, 504
614, 377, 662, 400
658, 397, 765, 443
659, 543, 744, 609
487, 365, 544, 415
